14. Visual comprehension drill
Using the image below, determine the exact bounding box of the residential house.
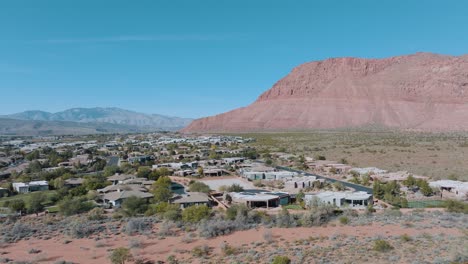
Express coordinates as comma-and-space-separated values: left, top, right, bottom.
305, 191, 373, 208
13, 181, 49, 194
170, 192, 211, 209
103, 190, 154, 208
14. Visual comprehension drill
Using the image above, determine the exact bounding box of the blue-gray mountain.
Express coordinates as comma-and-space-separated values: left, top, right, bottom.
3, 107, 192, 130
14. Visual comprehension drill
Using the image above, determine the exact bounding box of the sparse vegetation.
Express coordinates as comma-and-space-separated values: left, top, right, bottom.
373, 239, 394, 252
109, 247, 133, 264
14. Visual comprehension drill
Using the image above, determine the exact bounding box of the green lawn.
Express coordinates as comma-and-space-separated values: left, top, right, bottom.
283, 204, 304, 210
0, 190, 58, 207
407, 200, 445, 208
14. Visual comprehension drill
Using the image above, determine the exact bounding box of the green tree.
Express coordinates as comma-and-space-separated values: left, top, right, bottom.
226, 184, 244, 192
373, 180, 385, 199
152, 176, 173, 203
7, 199, 25, 213
137, 166, 152, 178
25, 150, 40, 161
417, 179, 433, 196
28, 160, 43, 173
27, 192, 46, 215
104, 165, 121, 177
182, 205, 211, 223
188, 182, 211, 194
109, 247, 133, 264
58, 197, 94, 216
402, 175, 417, 186
83, 174, 108, 191
121, 196, 148, 216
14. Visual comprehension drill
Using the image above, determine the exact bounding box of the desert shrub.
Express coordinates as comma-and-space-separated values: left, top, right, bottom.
383, 208, 402, 218
191, 245, 210, 257
145, 202, 181, 220
124, 218, 152, 235
87, 207, 105, 221
253, 180, 264, 187
28, 248, 41, 254
301, 203, 336, 227
373, 239, 394, 252
128, 239, 142, 249
444, 200, 468, 214
182, 205, 211, 223
220, 242, 237, 256
263, 229, 273, 242
271, 256, 291, 264
276, 208, 293, 227
224, 184, 244, 192
54, 261, 74, 264
166, 255, 179, 264
109, 247, 133, 264
225, 204, 249, 221
198, 219, 240, 238
67, 221, 104, 239
338, 216, 349, 225
400, 234, 412, 242
332, 182, 345, 191
2, 222, 33, 242
159, 221, 176, 236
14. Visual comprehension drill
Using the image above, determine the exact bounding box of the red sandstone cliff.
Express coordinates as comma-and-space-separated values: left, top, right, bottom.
182, 53, 468, 132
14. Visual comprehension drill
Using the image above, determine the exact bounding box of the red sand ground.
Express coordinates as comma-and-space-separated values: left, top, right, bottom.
1, 220, 462, 263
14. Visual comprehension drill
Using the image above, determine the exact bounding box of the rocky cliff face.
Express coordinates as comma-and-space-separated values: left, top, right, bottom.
182, 53, 468, 132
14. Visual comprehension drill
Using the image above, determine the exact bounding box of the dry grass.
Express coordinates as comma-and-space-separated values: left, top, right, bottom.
239, 131, 468, 181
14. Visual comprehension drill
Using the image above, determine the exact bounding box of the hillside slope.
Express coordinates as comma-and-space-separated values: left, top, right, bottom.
182, 53, 468, 132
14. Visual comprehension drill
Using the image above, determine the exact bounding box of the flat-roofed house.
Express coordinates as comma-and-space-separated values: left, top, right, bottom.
429, 180, 468, 199
230, 191, 290, 209
305, 191, 373, 208
13, 181, 49, 193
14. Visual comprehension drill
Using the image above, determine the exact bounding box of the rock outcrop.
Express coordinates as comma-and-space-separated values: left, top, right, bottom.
182, 53, 468, 132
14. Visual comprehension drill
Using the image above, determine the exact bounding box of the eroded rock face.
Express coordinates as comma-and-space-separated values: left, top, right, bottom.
182, 53, 468, 133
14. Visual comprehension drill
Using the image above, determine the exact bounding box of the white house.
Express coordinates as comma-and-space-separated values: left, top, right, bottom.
305, 191, 373, 208
13, 181, 49, 194
429, 180, 468, 199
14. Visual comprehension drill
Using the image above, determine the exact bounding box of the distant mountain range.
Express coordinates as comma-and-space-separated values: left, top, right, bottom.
0, 107, 193, 135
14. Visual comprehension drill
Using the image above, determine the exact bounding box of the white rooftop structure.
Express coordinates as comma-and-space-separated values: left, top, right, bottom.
305, 191, 373, 208
351, 167, 387, 175
429, 180, 468, 198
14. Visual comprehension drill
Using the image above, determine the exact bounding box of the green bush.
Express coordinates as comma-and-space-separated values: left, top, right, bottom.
188, 182, 211, 194
271, 256, 291, 264
182, 205, 211, 223
109, 247, 132, 264
191, 245, 210, 257
444, 199, 468, 214
338, 216, 349, 225
400, 234, 412, 242
373, 239, 394, 252
58, 196, 93, 216
121, 196, 148, 217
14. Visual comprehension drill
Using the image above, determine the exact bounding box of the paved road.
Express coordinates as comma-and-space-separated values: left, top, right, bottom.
277, 166, 373, 194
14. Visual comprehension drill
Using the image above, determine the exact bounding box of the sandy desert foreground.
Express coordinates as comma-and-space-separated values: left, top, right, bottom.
1, 209, 466, 264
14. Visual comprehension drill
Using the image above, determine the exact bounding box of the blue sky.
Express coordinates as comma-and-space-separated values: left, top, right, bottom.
1, 0, 467, 118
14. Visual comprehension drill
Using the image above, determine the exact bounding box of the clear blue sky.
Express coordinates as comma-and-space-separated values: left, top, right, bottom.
1, 0, 467, 118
